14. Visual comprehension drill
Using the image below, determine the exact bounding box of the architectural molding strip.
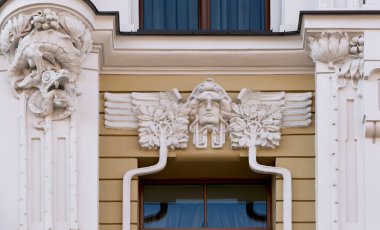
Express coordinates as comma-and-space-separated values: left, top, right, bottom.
2, 0, 380, 35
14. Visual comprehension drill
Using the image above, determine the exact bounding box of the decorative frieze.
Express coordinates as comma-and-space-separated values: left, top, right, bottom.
104, 79, 313, 150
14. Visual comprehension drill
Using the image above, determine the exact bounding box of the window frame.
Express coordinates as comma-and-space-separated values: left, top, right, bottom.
139, 178, 273, 230
138, 0, 271, 32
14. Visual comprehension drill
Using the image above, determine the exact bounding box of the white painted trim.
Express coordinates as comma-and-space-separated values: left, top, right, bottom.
248, 146, 292, 230
92, 0, 139, 31
18, 93, 27, 230
99, 66, 315, 75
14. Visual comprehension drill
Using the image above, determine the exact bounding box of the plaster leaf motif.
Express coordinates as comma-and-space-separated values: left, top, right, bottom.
136, 103, 190, 150
230, 103, 283, 149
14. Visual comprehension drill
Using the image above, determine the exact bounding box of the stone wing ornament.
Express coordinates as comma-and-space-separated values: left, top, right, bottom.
104, 89, 190, 149
230, 89, 312, 148
230, 89, 313, 149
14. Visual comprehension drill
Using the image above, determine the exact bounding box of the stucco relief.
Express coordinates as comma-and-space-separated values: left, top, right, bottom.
308, 32, 364, 87
105, 79, 312, 150
0, 8, 91, 125
187, 78, 232, 148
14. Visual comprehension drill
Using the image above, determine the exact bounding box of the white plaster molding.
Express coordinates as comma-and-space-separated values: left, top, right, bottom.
0, 7, 92, 230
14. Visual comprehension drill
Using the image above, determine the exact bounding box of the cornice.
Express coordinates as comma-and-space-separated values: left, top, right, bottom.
1, 0, 379, 74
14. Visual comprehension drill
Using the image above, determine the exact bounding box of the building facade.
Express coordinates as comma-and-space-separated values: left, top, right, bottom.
0, 0, 380, 230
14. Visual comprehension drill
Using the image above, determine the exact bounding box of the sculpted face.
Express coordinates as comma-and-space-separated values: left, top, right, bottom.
198, 98, 220, 126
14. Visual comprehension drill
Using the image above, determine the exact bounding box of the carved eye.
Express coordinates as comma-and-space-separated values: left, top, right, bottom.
42, 72, 51, 82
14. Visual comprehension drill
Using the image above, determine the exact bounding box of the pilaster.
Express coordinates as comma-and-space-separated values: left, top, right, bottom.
309, 32, 366, 230
0, 4, 98, 230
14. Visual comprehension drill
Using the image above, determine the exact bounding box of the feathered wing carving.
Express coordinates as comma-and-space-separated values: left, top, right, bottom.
237, 89, 312, 128
230, 89, 312, 149
104, 89, 182, 130
282, 92, 313, 127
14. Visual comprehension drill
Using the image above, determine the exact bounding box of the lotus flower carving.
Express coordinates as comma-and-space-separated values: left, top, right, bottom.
308, 32, 350, 68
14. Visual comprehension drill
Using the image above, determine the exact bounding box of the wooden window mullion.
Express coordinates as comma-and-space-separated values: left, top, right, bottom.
139, 0, 144, 30
199, 0, 210, 30
204, 183, 208, 228
265, 0, 270, 31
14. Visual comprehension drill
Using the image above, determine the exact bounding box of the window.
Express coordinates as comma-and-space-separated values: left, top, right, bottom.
140, 180, 272, 229
139, 0, 270, 32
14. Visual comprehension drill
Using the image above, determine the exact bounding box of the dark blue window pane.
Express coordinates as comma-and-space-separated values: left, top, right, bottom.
206, 185, 267, 228
210, 0, 266, 31
143, 185, 204, 228
143, 0, 198, 30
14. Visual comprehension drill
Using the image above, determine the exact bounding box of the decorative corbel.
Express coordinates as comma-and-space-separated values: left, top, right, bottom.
0, 8, 91, 230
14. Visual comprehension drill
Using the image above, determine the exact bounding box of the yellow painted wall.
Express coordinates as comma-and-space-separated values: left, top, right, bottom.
99, 74, 315, 230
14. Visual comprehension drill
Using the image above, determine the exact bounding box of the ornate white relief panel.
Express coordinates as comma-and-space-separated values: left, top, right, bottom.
0, 7, 92, 230
104, 78, 313, 150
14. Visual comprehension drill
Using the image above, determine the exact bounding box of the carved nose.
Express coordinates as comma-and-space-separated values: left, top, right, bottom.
206, 100, 212, 111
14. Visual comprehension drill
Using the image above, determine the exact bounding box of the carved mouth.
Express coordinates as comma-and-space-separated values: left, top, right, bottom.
46, 72, 69, 93
47, 80, 65, 91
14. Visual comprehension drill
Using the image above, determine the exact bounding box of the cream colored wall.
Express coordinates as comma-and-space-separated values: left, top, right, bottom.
98, 74, 315, 230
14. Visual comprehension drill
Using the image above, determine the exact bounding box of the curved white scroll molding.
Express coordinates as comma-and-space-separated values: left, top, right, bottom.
122, 135, 168, 230
248, 145, 292, 230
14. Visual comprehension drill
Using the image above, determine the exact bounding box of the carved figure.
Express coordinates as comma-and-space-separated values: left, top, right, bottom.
0, 9, 91, 123
21, 69, 73, 128
187, 78, 232, 148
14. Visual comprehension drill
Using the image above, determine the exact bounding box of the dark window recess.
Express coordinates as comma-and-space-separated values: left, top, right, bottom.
140, 180, 272, 229
139, 0, 270, 32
